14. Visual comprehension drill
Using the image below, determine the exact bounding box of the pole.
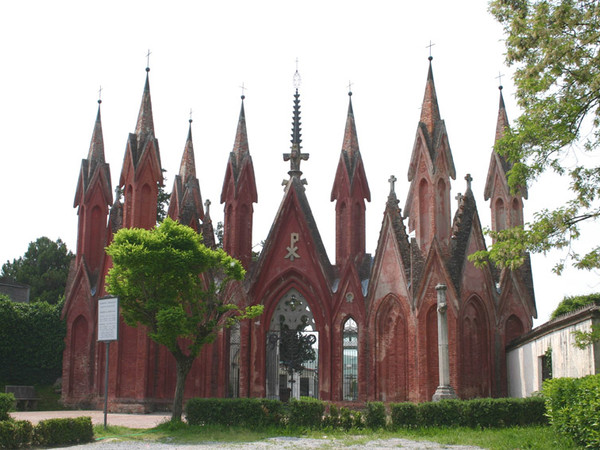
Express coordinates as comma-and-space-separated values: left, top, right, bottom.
103, 341, 110, 429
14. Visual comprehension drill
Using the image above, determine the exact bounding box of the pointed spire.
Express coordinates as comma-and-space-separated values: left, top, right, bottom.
232, 95, 250, 166
495, 86, 510, 143
419, 58, 441, 136
284, 67, 309, 179
342, 91, 360, 160
135, 68, 155, 139
87, 99, 105, 175
178, 118, 196, 182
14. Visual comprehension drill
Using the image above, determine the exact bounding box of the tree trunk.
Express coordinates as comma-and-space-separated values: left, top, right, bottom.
172, 356, 193, 422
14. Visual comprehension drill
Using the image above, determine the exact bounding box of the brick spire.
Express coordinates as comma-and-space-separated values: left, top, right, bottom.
87, 101, 105, 177
179, 120, 197, 183
419, 58, 441, 138
231, 96, 250, 178
135, 69, 155, 142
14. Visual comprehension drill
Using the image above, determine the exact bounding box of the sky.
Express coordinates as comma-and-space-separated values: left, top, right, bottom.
0, 1, 597, 325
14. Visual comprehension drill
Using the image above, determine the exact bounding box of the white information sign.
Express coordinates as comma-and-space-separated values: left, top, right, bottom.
98, 297, 119, 342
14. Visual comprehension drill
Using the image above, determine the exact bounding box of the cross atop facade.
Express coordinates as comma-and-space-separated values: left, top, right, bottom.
465, 173, 473, 190
240, 82, 247, 99
347, 80, 353, 95
204, 199, 211, 216
189, 108, 193, 123
388, 174, 397, 195
146, 49, 152, 71
455, 192, 463, 207
283, 144, 309, 174
98, 86, 103, 104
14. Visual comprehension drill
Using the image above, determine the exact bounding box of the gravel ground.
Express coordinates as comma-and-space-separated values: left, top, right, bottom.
11, 411, 483, 449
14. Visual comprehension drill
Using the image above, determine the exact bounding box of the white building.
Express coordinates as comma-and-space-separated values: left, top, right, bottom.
507, 303, 600, 398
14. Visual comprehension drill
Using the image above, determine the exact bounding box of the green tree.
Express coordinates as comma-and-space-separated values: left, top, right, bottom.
1, 237, 74, 304
105, 218, 262, 421
471, 0, 600, 273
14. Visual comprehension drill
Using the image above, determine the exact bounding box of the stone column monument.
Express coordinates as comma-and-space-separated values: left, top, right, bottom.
433, 283, 457, 401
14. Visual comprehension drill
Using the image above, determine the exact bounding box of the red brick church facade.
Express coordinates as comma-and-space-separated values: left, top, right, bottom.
61, 60, 536, 411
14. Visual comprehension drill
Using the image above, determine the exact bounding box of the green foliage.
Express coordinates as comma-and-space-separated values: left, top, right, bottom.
473, 0, 600, 273
389, 397, 546, 429
551, 292, 600, 319
573, 325, 600, 349
156, 170, 170, 223
106, 218, 262, 420
365, 401, 386, 429
390, 402, 418, 429
0, 394, 14, 421
185, 398, 284, 428
288, 398, 325, 429
0, 420, 33, 449
1, 237, 73, 304
543, 375, 600, 448
33, 417, 94, 447
0, 298, 65, 385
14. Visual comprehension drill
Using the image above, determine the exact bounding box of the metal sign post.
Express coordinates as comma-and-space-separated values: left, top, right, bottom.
98, 296, 119, 429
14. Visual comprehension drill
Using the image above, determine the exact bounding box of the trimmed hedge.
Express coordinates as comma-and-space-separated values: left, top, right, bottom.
0, 394, 14, 422
0, 420, 33, 449
288, 398, 325, 428
33, 416, 94, 447
185, 398, 284, 428
390, 397, 546, 429
543, 375, 600, 448
0, 417, 93, 449
186, 396, 545, 431
365, 401, 386, 429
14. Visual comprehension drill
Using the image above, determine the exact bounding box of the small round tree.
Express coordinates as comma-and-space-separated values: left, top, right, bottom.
105, 218, 262, 421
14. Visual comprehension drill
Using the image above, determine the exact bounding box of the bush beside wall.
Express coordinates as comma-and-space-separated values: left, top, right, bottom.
543, 375, 600, 448
0, 417, 93, 449
0, 394, 14, 422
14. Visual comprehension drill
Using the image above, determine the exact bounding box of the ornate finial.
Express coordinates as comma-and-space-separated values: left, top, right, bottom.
189, 108, 193, 124
455, 192, 463, 207
426, 40, 435, 60
98, 86, 103, 104
347, 80, 353, 96
388, 175, 397, 195
465, 173, 473, 190
240, 82, 246, 100
204, 199, 211, 215
293, 58, 301, 90
145, 49, 152, 72
496, 71, 504, 90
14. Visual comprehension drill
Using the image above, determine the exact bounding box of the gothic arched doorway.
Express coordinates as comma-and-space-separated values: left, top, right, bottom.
266, 288, 318, 401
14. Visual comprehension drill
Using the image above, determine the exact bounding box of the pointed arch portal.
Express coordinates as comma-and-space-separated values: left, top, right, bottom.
266, 288, 319, 401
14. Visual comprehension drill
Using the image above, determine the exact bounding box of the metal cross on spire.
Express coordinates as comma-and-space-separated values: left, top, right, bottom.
426, 40, 435, 60
293, 57, 301, 90
146, 49, 152, 71
496, 71, 505, 89
98, 86, 103, 104
239, 82, 247, 99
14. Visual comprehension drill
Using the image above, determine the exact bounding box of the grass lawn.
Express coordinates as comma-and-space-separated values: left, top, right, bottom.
94, 422, 579, 449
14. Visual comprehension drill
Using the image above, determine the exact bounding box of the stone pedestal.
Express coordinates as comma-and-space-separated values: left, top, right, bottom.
433, 283, 457, 402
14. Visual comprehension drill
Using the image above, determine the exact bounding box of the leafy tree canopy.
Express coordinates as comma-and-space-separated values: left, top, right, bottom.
473, 0, 600, 274
1, 237, 74, 304
105, 218, 262, 421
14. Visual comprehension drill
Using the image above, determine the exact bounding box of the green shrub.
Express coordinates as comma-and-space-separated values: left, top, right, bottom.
0, 394, 14, 421
0, 420, 33, 449
551, 293, 600, 319
543, 375, 600, 448
418, 399, 463, 427
365, 401, 386, 429
33, 416, 93, 447
0, 298, 65, 385
288, 398, 325, 428
185, 398, 284, 428
390, 402, 418, 428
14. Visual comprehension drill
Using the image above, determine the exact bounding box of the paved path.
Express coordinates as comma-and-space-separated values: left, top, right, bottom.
10, 411, 483, 449
11, 410, 170, 428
